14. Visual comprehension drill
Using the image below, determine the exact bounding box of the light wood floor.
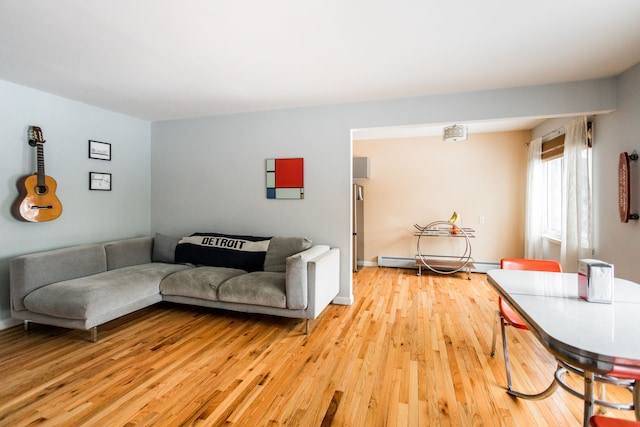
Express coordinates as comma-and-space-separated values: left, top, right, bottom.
0, 267, 636, 426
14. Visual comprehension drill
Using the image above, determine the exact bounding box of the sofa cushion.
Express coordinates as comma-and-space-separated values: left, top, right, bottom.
218, 272, 286, 308
175, 233, 271, 272
104, 237, 153, 270
263, 236, 312, 273
23, 263, 189, 320
152, 233, 180, 263
159, 266, 246, 300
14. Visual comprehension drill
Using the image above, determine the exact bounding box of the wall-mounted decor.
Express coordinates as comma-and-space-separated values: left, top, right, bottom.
618, 151, 639, 222
266, 158, 304, 199
89, 172, 112, 191
89, 140, 111, 161
13, 126, 63, 222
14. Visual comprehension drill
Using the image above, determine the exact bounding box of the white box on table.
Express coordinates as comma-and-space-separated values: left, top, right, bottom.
578, 259, 614, 304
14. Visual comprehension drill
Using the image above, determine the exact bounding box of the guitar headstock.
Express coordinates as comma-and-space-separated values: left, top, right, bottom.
29, 126, 45, 146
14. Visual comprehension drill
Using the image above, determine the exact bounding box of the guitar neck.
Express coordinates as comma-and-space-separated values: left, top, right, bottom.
36, 143, 46, 187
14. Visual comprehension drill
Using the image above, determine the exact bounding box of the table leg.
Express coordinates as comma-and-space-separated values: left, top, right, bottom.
583, 370, 595, 427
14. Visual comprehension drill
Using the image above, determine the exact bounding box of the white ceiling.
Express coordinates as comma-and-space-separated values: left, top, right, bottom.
1, 0, 640, 129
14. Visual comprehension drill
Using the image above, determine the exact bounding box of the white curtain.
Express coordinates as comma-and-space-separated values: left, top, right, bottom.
524, 137, 543, 259
561, 116, 592, 272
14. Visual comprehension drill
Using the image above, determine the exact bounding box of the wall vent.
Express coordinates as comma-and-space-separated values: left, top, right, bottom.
353, 157, 370, 179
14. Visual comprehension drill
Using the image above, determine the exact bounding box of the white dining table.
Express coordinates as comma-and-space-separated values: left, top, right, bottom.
487, 269, 640, 426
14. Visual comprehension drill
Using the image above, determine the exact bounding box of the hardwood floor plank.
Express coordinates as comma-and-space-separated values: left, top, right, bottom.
1, 268, 637, 426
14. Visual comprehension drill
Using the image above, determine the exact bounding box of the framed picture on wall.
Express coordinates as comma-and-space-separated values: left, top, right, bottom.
89, 172, 112, 191
89, 140, 111, 160
266, 157, 304, 199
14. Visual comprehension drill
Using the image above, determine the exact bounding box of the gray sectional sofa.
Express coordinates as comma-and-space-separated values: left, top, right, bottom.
10, 233, 340, 341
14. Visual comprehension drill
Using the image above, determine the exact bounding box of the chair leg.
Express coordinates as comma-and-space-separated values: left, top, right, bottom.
490, 310, 500, 357
491, 311, 514, 391
597, 383, 607, 415
500, 314, 513, 391
634, 379, 639, 421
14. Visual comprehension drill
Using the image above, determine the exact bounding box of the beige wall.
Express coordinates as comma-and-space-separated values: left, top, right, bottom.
353, 130, 530, 265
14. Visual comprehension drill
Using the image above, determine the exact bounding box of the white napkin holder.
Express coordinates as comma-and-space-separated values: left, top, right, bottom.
578, 259, 614, 304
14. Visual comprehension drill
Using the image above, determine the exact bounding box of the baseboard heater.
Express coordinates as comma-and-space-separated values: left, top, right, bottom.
377, 256, 499, 273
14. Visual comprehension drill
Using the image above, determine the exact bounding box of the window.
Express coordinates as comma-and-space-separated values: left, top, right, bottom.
543, 156, 563, 240
541, 134, 565, 241
527, 119, 593, 260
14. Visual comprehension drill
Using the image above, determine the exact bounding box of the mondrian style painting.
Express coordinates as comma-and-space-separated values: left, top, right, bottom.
266, 158, 304, 199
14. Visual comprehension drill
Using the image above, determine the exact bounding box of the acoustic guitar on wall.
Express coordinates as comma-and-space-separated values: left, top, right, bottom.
13, 126, 63, 222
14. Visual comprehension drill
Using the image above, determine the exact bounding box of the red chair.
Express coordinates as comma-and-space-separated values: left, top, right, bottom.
590, 415, 640, 427
490, 258, 562, 392
601, 366, 640, 421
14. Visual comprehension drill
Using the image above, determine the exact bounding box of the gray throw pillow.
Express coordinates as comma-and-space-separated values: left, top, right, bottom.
153, 233, 180, 263
264, 236, 312, 272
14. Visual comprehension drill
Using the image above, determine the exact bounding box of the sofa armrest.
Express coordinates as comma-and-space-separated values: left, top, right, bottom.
306, 248, 340, 319
285, 245, 330, 309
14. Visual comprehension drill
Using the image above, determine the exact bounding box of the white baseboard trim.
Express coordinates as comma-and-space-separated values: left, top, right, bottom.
359, 261, 377, 267
377, 256, 499, 273
376, 256, 415, 269
332, 295, 354, 305
0, 318, 21, 330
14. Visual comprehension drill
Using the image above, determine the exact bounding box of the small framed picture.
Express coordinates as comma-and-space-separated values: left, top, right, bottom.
89, 140, 111, 161
89, 172, 112, 191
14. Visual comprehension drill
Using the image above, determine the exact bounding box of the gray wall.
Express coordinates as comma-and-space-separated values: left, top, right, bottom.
2, 69, 635, 326
151, 78, 618, 304
593, 63, 640, 281
0, 80, 151, 326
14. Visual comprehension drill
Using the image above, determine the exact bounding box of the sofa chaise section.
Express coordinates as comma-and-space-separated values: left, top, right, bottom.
10, 237, 190, 341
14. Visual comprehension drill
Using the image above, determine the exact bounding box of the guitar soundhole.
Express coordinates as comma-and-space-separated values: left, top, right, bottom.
35, 185, 48, 195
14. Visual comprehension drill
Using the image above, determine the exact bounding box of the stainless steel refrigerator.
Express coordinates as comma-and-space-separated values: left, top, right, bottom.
352, 183, 364, 272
